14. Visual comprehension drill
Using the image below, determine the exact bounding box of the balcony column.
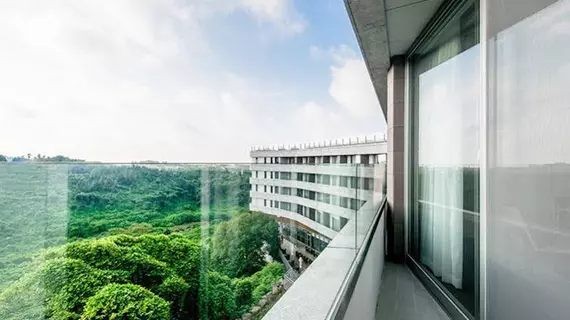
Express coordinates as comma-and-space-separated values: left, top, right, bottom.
386, 55, 405, 262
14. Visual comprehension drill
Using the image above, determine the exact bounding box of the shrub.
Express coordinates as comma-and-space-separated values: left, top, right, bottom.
249, 263, 284, 303
203, 271, 237, 320
233, 277, 254, 314
81, 284, 170, 320
155, 276, 190, 316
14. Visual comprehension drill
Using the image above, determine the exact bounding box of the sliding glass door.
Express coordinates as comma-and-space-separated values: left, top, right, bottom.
409, 0, 480, 318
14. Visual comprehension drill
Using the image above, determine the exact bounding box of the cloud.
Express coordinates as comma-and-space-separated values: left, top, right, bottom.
310, 44, 358, 62
0, 0, 304, 162
193, 0, 306, 34
310, 45, 382, 117
0, 1, 382, 163
239, 0, 307, 34
321, 46, 382, 118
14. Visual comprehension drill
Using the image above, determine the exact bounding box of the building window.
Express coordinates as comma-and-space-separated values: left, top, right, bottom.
330, 195, 339, 206
331, 217, 340, 232
340, 217, 348, 229
308, 208, 316, 221
349, 177, 358, 189
340, 176, 348, 188
350, 199, 358, 210
340, 197, 349, 209
255, 185, 258, 192
264, 199, 267, 207
409, 0, 480, 317
322, 212, 331, 228
264, 171, 267, 179
264, 185, 267, 193
361, 178, 373, 190
340, 155, 348, 164
331, 176, 338, 186
322, 193, 330, 204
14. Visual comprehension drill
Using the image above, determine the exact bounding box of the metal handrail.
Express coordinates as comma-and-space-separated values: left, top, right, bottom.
325, 196, 388, 320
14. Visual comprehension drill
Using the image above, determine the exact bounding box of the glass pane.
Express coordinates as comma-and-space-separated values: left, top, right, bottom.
0, 163, 286, 320
486, 0, 570, 319
410, 0, 480, 317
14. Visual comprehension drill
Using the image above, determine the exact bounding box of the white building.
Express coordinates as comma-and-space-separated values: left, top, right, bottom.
249, 135, 387, 261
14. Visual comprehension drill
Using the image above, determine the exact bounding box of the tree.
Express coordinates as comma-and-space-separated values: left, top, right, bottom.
0, 155, 6, 162
211, 212, 279, 278
81, 284, 170, 320
41, 258, 111, 317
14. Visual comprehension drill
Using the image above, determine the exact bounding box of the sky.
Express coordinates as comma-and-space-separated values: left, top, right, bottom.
0, 0, 386, 162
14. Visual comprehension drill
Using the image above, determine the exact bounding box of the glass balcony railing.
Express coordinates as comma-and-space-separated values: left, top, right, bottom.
0, 162, 385, 320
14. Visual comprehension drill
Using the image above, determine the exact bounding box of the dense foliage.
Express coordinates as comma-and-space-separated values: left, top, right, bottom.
0, 165, 283, 320
82, 284, 171, 320
68, 165, 250, 239
211, 212, 280, 278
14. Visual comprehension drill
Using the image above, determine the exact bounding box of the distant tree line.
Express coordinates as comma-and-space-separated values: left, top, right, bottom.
0, 153, 84, 163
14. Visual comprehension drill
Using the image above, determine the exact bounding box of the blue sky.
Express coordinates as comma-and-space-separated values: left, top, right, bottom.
0, 0, 385, 162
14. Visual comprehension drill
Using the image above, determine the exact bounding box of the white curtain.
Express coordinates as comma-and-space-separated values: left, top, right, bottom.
417, 35, 465, 289
419, 168, 464, 289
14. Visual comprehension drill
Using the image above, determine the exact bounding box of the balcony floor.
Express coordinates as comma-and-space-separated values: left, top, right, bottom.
376, 263, 450, 320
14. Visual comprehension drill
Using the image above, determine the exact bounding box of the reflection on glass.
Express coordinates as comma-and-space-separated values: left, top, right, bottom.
487, 0, 570, 319
410, 0, 480, 317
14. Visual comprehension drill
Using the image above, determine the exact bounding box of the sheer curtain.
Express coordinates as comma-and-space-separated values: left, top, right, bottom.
417, 36, 464, 289
419, 168, 464, 289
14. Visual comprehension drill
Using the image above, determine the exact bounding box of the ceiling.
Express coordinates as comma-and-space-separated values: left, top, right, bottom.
345, 0, 445, 118
385, 0, 445, 55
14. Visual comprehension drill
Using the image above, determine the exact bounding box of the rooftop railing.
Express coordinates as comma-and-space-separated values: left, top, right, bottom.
250, 133, 387, 152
